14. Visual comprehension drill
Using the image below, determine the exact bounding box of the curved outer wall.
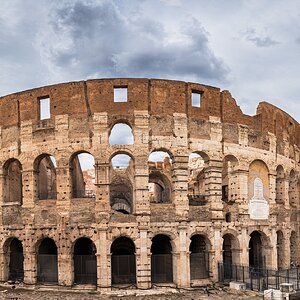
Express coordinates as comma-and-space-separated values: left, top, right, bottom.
0, 78, 299, 289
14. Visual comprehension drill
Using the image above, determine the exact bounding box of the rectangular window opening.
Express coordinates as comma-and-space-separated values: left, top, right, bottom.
39, 96, 51, 120
191, 91, 201, 108
114, 87, 128, 102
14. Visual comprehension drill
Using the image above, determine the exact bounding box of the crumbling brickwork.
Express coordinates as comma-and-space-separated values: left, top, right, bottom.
0, 78, 299, 291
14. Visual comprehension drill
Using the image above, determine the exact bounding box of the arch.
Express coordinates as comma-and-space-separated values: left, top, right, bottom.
249, 231, 264, 269
3, 159, 22, 204
70, 151, 96, 199
151, 234, 173, 283
149, 148, 174, 161
73, 237, 97, 285
3, 237, 24, 282
188, 152, 209, 205
109, 122, 134, 145
276, 230, 284, 269
111, 237, 136, 284
149, 171, 172, 203
276, 165, 285, 204
34, 154, 57, 200
289, 170, 298, 207
37, 238, 58, 283
189, 234, 210, 280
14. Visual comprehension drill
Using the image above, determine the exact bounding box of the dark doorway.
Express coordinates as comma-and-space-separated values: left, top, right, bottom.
8, 238, 24, 281
111, 237, 136, 284
151, 235, 173, 283
37, 238, 58, 283
223, 234, 233, 279
249, 231, 263, 269
74, 238, 97, 285
190, 235, 209, 280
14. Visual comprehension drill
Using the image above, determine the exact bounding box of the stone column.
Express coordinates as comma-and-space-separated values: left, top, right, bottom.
211, 227, 222, 280
236, 169, 249, 215
56, 157, 71, 221
23, 249, 36, 285
94, 161, 110, 222
136, 225, 151, 289
172, 154, 189, 219
239, 227, 249, 266
282, 231, 291, 269
176, 224, 189, 287
97, 228, 110, 291
134, 156, 150, 215
207, 159, 223, 221
0, 171, 4, 224
0, 250, 7, 282
269, 172, 277, 206
58, 253, 72, 286
21, 169, 35, 209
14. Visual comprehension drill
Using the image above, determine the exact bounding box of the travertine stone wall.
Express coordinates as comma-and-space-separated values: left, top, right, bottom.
0, 78, 299, 291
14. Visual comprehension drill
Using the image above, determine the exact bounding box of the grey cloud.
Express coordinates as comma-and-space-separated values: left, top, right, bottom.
295, 37, 300, 44
37, 1, 228, 83
243, 28, 279, 48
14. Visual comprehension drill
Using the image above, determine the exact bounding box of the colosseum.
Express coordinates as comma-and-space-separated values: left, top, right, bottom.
0, 78, 299, 291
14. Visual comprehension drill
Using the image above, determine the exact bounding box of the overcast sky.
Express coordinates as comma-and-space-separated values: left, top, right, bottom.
1, 0, 300, 121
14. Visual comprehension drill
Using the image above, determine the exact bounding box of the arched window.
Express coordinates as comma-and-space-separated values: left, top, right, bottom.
35, 155, 57, 200
73, 238, 97, 285
151, 235, 173, 283
3, 159, 22, 204
111, 237, 136, 284
4, 238, 24, 282
190, 235, 210, 280
148, 151, 172, 204
109, 123, 134, 145
70, 152, 95, 198
37, 238, 58, 283
277, 230, 284, 269
110, 153, 134, 214
188, 152, 209, 206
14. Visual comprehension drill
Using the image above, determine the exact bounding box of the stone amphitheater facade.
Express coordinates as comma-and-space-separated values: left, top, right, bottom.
0, 78, 299, 291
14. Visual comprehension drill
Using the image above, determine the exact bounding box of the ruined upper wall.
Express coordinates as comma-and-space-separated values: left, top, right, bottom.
0, 78, 299, 149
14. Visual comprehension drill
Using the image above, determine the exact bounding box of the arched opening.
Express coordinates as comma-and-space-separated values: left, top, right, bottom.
189, 235, 209, 280
149, 171, 171, 203
248, 160, 269, 220
277, 231, 284, 269
35, 155, 57, 200
290, 231, 298, 267
222, 155, 238, 203
151, 234, 173, 283
109, 123, 134, 145
275, 166, 285, 204
249, 231, 263, 270
73, 238, 97, 285
3, 159, 22, 204
6, 238, 24, 281
222, 234, 235, 279
37, 238, 58, 283
111, 237, 136, 284
70, 152, 95, 199
188, 152, 208, 206
148, 151, 172, 204
289, 170, 297, 207
110, 153, 134, 214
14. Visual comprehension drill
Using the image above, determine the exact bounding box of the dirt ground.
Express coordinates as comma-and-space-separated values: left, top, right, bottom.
0, 284, 263, 300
